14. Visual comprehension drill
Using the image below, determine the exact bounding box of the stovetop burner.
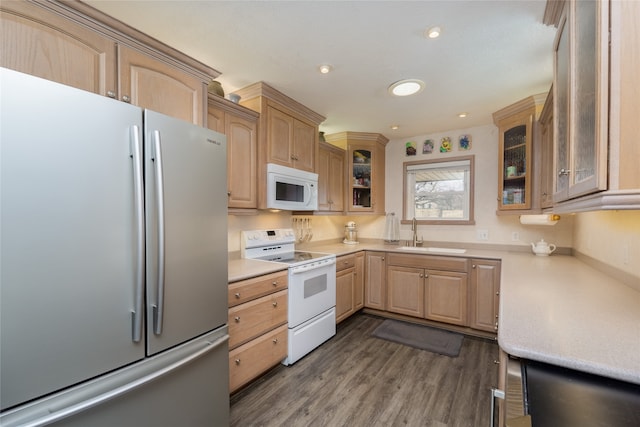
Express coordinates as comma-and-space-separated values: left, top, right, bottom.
255, 250, 331, 264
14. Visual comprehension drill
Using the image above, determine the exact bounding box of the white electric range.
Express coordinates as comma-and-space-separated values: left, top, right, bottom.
241, 229, 336, 365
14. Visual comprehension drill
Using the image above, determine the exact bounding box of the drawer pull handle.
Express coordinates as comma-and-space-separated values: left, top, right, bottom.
272, 301, 278, 307
235, 359, 241, 365
273, 338, 278, 344
235, 293, 240, 298
234, 316, 240, 322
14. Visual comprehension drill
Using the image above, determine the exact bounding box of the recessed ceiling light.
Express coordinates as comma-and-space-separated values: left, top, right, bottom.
318, 64, 333, 74
390, 125, 399, 130
425, 26, 441, 39
458, 112, 468, 118
388, 79, 425, 97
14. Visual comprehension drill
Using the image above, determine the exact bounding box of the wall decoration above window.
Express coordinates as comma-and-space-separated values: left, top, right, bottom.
459, 134, 472, 150
423, 139, 434, 154
440, 137, 452, 152
405, 141, 417, 156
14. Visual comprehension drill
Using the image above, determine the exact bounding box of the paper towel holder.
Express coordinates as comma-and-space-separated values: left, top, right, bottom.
519, 214, 561, 226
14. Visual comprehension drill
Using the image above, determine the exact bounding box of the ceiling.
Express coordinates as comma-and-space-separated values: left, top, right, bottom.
84, 0, 557, 139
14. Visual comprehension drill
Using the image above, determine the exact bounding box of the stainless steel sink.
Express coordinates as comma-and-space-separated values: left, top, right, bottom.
399, 246, 467, 254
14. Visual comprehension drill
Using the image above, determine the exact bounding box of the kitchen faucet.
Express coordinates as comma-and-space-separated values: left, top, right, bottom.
411, 217, 423, 247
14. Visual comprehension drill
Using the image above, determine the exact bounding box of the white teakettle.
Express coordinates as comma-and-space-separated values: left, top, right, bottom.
531, 238, 557, 256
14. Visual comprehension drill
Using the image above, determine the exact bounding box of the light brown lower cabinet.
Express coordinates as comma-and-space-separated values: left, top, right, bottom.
364, 251, 386, 310
227, 271, 288, 393
335, 252, 365, 323
229, 324, 288, 393
470, 259, 501, 332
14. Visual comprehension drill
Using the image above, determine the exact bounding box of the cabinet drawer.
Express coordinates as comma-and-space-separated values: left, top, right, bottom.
336, 254, 356, 272
387, 253, 469, 272
228, 271, 288, 307
228, 289, 288, 349
229, 324, 288, 393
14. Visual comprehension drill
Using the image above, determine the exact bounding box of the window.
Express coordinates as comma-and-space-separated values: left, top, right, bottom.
403, 155, 475, 224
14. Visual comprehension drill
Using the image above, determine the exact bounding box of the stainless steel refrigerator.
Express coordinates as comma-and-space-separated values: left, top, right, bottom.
0, 68, 229, 426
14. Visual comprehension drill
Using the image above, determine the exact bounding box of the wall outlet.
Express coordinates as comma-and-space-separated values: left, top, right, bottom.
477, 229, 489, 241
512, 232, 520, 241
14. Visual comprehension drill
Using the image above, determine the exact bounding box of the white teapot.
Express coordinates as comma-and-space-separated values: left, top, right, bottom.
531, 239, 557, 256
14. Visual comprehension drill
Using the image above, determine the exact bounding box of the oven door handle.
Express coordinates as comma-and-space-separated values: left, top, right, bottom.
290, 258, 335, 274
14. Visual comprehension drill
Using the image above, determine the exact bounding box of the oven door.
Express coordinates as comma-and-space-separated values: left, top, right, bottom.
288, 260, 336, 328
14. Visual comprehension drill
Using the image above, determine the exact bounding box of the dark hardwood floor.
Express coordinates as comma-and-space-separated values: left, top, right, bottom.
230, 313, 499, 427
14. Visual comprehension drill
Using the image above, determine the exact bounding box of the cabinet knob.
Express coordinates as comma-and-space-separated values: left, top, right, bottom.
419, 273, 424, 278
273, 338, 278, 344
235, 292, 240, 298
235, 359, 241, 365
234, 316, 240, 322
272, 281, 278, 286
558, 168, 571, 176
493, 360, 500, 365
496, 291, 500, 296
272, 301, 278, 307
381, 257, 385, 261
106, 90, 116, 99
472, 264, 476, 268
227, 191, 232, 197
121, 95, 131, 103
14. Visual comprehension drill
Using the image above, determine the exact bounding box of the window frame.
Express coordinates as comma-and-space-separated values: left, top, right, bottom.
402, 155, 475, 225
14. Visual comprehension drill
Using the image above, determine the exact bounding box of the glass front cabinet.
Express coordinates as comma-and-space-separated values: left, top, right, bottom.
493, 94, 546, 213
324, 131, 388, 214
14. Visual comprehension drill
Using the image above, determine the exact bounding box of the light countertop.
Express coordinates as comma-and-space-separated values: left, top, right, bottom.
228, 240, 640, 384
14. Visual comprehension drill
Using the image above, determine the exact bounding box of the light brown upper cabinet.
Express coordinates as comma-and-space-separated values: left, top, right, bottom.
317, 141, 345, 213
1, 1, 216, 126
544, 0, 640, 212
208, 95, 260, 209
325, 132, 389, 215
235, 82, 325, 209
493, 94, 546, 214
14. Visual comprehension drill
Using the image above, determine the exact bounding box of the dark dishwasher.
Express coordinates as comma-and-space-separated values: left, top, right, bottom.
523, 360, 640, 427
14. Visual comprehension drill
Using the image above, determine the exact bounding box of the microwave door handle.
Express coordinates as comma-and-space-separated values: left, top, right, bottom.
305, 183, 313, 206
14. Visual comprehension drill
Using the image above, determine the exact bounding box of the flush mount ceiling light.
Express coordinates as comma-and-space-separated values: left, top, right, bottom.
388, 79, 425, 97
318, 64, 333, 74
425, 26, 441, 39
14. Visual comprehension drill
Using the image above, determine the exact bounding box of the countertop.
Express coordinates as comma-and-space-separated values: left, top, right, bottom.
228, 240, 640, 385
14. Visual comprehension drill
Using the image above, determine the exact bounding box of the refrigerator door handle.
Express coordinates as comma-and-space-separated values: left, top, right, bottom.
9, 334, 229, 427
151, 130, 166, 335
130, 125, 145, 343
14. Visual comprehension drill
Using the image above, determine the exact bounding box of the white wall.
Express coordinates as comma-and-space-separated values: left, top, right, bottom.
383, 124, 574, 248
572, 210, 640, 279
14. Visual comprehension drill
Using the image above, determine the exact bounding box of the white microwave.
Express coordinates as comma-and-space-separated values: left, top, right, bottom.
266, 163, 318, 211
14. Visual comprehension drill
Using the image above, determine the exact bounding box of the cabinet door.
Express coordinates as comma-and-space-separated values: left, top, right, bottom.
336, 268, 355, 323
354, 252, 365, 310
266, 105, 294, 167
1, 1, 117, 96
539, 89, 554, 209
498, 111, 533, 210
470, 260, 500, 332
364, 252, 386, 310
317, 146, 332, 211
425, 270, 468, 326
293, 119, 316, 172
554, 12, 570, 201
207, 105, 226, 133
226, 113, 258, 208
318, 143, 345, 212
118, 45, 205, 125
387, 265, 424, 317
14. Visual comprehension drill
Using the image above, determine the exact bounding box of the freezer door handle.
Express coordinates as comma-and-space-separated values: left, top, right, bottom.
151, 130, 166, 335
8, 334, 229, 427
130, 125, 145, 342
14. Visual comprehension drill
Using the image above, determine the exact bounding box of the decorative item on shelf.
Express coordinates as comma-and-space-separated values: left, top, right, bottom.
207, 80, 224, 97
423, 139, 434, 154
459, 134, 471, 150
319, 131, 326, 142
227, 93, 241, 103
405, 141, 417, 156
440, 137, 452, 152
